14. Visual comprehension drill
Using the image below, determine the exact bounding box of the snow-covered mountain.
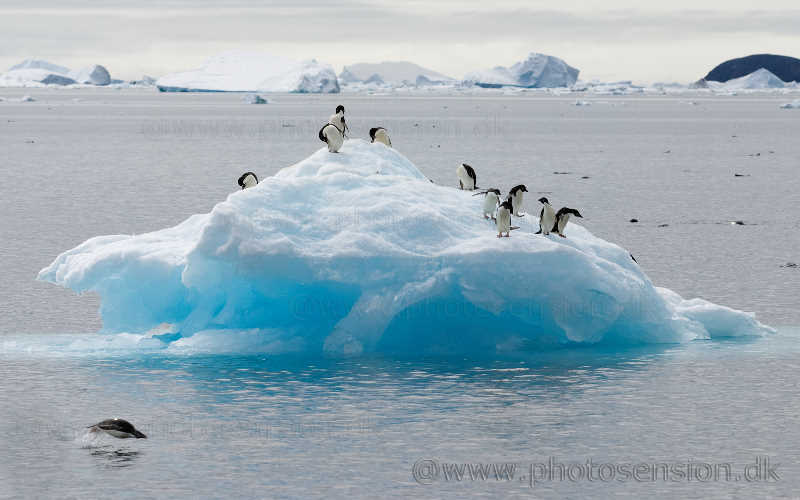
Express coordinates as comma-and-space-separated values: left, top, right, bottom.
464, 53, 579, 88
339, 61, 454, 86
156, 51, 340, 93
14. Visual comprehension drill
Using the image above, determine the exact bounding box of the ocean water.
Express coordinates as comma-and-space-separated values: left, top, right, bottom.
1, 88, 799, 498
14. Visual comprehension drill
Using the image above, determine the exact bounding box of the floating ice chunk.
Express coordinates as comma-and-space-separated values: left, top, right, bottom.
38, 140, 774, 356
780, 99, 800, 109
242, 94, 268, 104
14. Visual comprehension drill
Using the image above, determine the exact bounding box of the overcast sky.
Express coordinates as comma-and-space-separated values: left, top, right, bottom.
1, 1, 799, 83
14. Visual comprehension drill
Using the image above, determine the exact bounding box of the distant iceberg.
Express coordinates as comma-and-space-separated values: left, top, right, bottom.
464, 53, 579, 89
339, 61, 455, 87
39, 141, 773, 356
156, 51, 340, 93
780, 99, 800, 109
0, 59, 112, 87
716, 68, 787, 90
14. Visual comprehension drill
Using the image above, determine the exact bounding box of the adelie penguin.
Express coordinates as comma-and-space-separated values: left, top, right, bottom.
319, 122, 344, 153
507, 185, 528, 216
88, 418, 147, 439
457, 163, 477, 190
237, 172, 258, 190
551, 207, 583, 238
369, 127, 392, 147
535, 197, 555, 235
473, 188, 501, 220
496, 199, 513, 237
329, 105, 349, 138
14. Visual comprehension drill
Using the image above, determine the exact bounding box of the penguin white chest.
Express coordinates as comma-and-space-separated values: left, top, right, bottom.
242, 175, 257, 189
496, 207, 511, 233
512, 192, 524, 215
373, 129, 391, 147
329, 113, 346, 134
558, 214, 571, 234
457, 165, 475, 190
540, 204, 555, 234
483, 193, 499, 216
323, 125, 344, 152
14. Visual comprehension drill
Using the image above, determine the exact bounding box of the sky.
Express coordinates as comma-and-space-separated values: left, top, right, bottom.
1, 1, 799, 83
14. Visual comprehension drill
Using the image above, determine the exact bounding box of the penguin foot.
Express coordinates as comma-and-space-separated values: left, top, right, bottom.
559, 234, 566, 238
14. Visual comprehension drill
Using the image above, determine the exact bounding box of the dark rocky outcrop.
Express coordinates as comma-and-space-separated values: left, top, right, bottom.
705, 54, 800, 83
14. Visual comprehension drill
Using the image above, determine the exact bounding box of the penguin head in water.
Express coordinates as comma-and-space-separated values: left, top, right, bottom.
237, 172, 258, 190
335, 105, 345, 114
89, 418, 147, 439
538, 197, 550, 204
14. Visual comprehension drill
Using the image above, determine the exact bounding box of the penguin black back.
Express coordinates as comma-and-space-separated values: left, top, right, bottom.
462, 164, 477, 183
552, 207, 583, 232
237, 171, 258, 189
369, 127, 382, 141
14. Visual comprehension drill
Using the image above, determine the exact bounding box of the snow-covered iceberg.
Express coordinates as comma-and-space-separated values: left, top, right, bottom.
69, 64, 111, 85
714, 68, 787, 90
156, 51, 340, 93
0, 59, 112, 87
38, 141, 773, 356
340, 61, 455, 86
464, 53, 579, 88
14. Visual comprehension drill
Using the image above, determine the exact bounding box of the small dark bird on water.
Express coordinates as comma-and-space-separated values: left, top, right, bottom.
88, 418, 147, 439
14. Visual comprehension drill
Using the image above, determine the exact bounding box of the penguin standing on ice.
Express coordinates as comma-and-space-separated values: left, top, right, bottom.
329, 105, 349, 138
237, 172, 258, 190
496, 199, 513, 237
507, 184, 528, 216
474, 188, 501, 220
552, 207, 583, 238
457, 163, 477, 190
535, 197, 556, 235
369, 127, 392, 147
88, 418, 147, 439
319, 123, 344, 153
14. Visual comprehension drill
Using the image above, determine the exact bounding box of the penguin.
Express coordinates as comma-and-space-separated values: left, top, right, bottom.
552, 207, 583, 238
369, 127, 392, 147
237, 171, 258, 190
473, 188, 501, 220
329, 105, 349, 138
88, 418, 146, 439
318, 123, 344, 153
496, 199, 513, 237
507, 185, 528, 216
535, 197, 556, 235
457, 163, 477, 190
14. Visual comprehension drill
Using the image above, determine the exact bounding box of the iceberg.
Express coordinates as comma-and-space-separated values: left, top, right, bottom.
69, 64, 111, 86
38, 141, 773, 356
339, 61, 455, 86
715, 68, 787, 90
156, 51, 340, 93
0, 59, 113, 87
464, 53, 579, 89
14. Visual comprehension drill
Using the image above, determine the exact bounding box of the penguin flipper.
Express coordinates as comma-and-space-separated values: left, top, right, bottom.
535, 229, 542, 234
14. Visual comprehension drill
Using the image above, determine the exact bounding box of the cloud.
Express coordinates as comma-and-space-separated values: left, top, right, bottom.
0, 2, 798, 82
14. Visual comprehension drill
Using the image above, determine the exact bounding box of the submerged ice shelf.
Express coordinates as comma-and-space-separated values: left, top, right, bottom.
38, 141, 773, 356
